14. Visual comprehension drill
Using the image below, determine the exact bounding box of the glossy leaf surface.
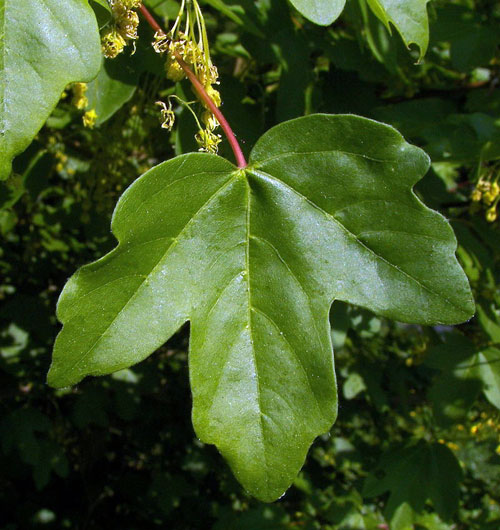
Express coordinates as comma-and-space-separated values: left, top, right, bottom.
288, 0, 346, 25
0, 0, 102, 180
48, 114, 474, 501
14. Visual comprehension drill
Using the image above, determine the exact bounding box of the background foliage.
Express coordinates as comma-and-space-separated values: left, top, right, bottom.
1, 0, 500, 528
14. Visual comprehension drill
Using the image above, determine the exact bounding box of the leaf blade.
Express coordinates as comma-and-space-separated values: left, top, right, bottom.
249, 114, 475, 324
0, 0, 102, 180
288, 0, 346, 25
49, 114, 474, 502
366, 0, 431, 59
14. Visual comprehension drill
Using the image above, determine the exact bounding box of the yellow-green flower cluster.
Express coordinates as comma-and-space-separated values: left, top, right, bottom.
83, 109, 98, 129
71, 83, 88, 110
468, 413, 500, 455
470, 416, 500, 437
152, 0, 222, 153
471, 175, 499, 222
101, 0, 141, 59
195, 128, 221, 154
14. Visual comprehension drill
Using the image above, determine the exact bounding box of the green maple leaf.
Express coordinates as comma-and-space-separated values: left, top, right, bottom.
0, 0, 102, 180
48, 114, 474, 501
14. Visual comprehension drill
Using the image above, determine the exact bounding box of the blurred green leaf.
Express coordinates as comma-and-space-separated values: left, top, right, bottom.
0, 0, 102, 180
363, 441, 462, 522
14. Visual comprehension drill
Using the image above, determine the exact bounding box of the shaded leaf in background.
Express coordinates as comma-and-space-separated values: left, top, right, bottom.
363, 441, 462, 523
89, 0, 112, 28
0, 408, 68, 489
48, 114, 473, 501
425, 332, 500, 417
470, 348, 500, 411
366, 0, 430, 59
86, 55, 140, 126
372, 101, 500, 163
430, 5, 500, 72
425, 332, 482, 425
0, 0, 102, 180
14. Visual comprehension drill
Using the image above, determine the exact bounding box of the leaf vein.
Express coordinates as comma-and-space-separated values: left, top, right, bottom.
250, 169, 462, 313
254, 149, 391, 166
250, 305, 324, 421
58, 173, 237, 380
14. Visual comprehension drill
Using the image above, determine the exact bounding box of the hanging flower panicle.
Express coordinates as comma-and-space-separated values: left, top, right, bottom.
152, 0, 222, 153
102, 0, 142, 59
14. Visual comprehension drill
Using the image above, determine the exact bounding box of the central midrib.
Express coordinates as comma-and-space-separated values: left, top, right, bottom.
0, 0, 7, 136
244, 176, 270, 487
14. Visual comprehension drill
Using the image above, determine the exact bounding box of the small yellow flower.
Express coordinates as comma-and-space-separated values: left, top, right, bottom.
117, 8, 139, 40
156, 101, 176, 130
101, 28, 126, 58
486, 206, 497, 223
195, 129, 221, 154
72, 82, 88, 110
204, 86, 221, 107
446, 442, 459, 451
471, 424, 480, 435
184, 40, 204, 67
83, 109, 98, 129
165, 54, 186, 82
483, 190, 496, 205
202, 110, 219, 131
152, 31, 170, 53
478, 179, 491, 192
471, 189, 482, 202
121, 0, 142, 8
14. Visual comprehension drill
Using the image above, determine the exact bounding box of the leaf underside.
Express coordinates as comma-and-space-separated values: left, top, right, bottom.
48, 114, 474, 501
289, 0, 346, 25
0, 0, 102, 180
287, 0, 430, 59
367, 0, 431, 59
